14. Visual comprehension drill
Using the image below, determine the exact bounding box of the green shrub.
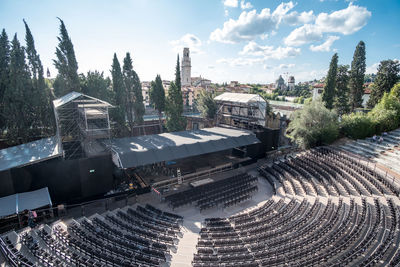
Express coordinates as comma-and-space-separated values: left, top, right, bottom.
368, 92, 400, 133
287, 100, 339, 148
340, 113, 375, 139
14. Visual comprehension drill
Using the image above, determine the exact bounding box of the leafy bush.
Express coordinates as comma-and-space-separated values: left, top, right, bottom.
287, 100, 339, 149
340, 113, 375, 139
368, 92, 400, 133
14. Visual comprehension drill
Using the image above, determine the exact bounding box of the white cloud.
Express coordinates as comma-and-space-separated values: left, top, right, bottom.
225, 9, 229, 17
283, 10, 315, 26
279, 63, 295, 69
309, 35, 340, 52
224, 0, 238, 8
170, 33, 203, 54
217, 57, 264, 67
285, 24, 323, 46
210, 2, 295, 43
240, 0, 253, 9
240, 41, 301, 60
366, 62, 379, 74
315, 3, 371, 34
285, 3, 371, 46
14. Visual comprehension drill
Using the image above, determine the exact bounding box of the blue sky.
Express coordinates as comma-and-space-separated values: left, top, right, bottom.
0, 0, 399, 84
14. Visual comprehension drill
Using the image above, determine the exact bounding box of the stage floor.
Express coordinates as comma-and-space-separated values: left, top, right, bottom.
140, 152, 251, 186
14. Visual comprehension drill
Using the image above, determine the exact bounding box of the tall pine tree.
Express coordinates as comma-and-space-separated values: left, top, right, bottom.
349, 41, 366, 110
334, 65, 350, 116
322, 53, 338, 109
3, 34, 32, 144
122, 52, 145, 135
150, 74, 165, 133
165, 55, 186, 132
110, 53, 127, 136
24, 19, 54, 136
0, 29, 10, 132
367, 60, 400, 108
53, 18, 80, 96
123, 53, 135, 134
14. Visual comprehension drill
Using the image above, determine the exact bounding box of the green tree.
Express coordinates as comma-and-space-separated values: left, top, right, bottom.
24, 19, 54, 136
287, 100, 339, 149
80, 71, 111, 102
0, 29, 10, 132
367, 60, 400, 108
389, 83, 400, 99
349, 41, 366, 110
175, 54, 181, 90
165, 82, 186, 132
150, 74, 165, 133
110, 53, 127, 136
197, 90, 217, 119
334, 65, 350, 115
3, 34, 32, 144
53, 18, 80, 97
322, 53, 338, 109
122, 52, 145, 135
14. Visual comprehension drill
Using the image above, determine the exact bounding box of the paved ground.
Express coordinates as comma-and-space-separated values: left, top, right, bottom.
137, 171, 274, 267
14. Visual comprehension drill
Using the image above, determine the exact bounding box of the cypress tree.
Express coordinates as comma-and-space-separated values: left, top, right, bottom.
165, 55, 186, 132
322, 53, 338, 109
150, 74, 165, 133
349, 41, 366, 110
24, 19, 54, 136
122, 52, 145, 135
334, 65, 350, 116
367, 60, 400, 108
53, 18, 80, 96
132, 63, 145, 128
0, 29, 10, 132
165, 82, 186, 132
4, 34, 32, 143
175, 54, 181, 90
110, 53, 127, 136
123, 52, 135, 134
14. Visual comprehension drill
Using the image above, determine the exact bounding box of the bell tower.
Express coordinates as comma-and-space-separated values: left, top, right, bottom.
181, 47, 191, 87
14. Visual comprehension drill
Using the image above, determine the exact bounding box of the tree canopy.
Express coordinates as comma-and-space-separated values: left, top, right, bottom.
287, 100, 339, 149
367, 60, 400, 108
322, 53, 338, 109
349, 41, 366, 110
197, 90, 217, 119
150, 74, 165, 133
334, 65, 350, 116
53, 18, 80, 97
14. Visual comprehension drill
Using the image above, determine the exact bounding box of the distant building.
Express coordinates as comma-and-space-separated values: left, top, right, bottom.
275, 75, 285, 90
288, 76, 295, 90
181, 48, 191, 86
362, 82, 373, 107
312, 83, 324, 100
141, 81, 151, 106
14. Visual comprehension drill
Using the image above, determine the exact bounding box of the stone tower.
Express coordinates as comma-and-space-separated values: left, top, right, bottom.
181, 47, 191, 87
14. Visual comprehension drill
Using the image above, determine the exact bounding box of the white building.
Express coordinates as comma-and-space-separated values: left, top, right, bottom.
181, 47, 191, 86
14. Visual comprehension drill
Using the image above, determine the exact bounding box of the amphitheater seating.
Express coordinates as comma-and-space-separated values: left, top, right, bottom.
259, 147, 399, 197
165, 173, 258, 211
340, 128, 400, 174
192, 147, 400, 266
193, 196, 400, 266
0, 204, 183, 267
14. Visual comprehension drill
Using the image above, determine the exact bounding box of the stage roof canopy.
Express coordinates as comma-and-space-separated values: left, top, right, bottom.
109, 127, 260, 169
0, 136, 62, 172
0, 187, 52, 218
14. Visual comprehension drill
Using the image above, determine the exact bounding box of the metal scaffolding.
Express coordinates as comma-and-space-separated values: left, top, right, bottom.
53, 92, 112, 160
214, 93, 266, 130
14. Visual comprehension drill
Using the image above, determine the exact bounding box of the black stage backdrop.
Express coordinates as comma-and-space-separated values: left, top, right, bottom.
0, 154, 114, 204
